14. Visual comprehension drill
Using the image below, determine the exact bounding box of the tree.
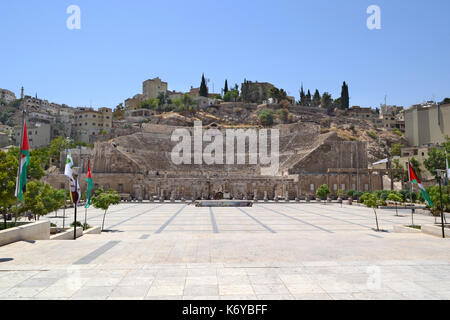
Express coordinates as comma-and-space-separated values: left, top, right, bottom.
259, 109, 274, 126
365, 194, 381, 231
27, 155, 45, 181
299, 85, 306, 106
316, 184, 331, 202
0, 151, 18, 229
321, 92, 333, 111
440, 98, 450, 105
91, 188, 120, 231
113, 103, 125, 119
20, 181, 47, 220
387, 192, 403, 216
424, 143, 450, 178
340, 81, 349, 109
199, 74, 208, 97
390, 143, 403, 157
224, 80, 229, 95
333, 98, 342, 110
49, 137, 74, 162
269, 87, 287, 102
312, 90, 321, 107
7, 147, 45, 180
306, 90, 312, 107
278, 109, 289, 124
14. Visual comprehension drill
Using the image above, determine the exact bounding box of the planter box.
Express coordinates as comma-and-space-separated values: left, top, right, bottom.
50, 227, 83, 240
0, 221, 50, 247
393, 225, 421, 233
422, 225, 450, 238
84, 226, 101, 235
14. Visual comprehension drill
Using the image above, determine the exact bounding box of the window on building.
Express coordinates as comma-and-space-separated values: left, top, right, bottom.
310, 184, 315, 192
365, 184, 369, 191
118, 184, 123, 193
352, 184, 356, 190
341, 184, 345, 191
333, 184, 337, 191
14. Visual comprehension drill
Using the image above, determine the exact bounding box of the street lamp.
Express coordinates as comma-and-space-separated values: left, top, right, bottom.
436, 169, 447, 238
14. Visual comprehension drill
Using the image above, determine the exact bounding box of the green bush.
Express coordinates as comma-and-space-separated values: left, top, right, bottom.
367, 131, 377, 139
316, 184, 331, 200
346, 190, 356, 198
359, 192, 372, 204
259, 109, 274, 126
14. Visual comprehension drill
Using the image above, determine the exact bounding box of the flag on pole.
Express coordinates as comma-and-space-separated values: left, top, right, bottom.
15, 120, 30, 202
445, 152, 449, 186
408, 162, 433, 207
85, 160, 93, 208
371, 158, 389, 167
64, 149, 81, 204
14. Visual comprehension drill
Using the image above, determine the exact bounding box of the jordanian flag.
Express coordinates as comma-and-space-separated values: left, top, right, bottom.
15, 121, 30, 202
85, 160, 93, 208
409, 162, 433, 207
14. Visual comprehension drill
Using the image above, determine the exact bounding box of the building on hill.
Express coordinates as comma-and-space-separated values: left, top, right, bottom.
381, 114, 405, 132
241, 81, 275, 104
348, 106, 383, 127
125, 94, 144, 111
0, 89, 16, 104
13, 122, 51, 149
380, 105, 403, 117
143, 77, 168, 100
73, 107, 113, 144
167, 91, 184, 101
188, 87, 200, 97
405, 102, 450, 147
0, 132, 9, 148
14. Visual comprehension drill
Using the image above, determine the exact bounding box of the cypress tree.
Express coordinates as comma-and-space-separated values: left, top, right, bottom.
340, 81, 349, 109
299, 84, 306, 106
224, 80, 229, 95
312, 89, 321, 107
199, 74, 208, 97
306, 90, 312, 107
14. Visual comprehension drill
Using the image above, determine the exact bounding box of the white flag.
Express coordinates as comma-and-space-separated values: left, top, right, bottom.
64, 150, 81, 204
371, 158, 389, 166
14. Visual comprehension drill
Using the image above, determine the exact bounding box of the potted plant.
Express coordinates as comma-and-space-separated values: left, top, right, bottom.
346, 190, 355, 205
316, 185, 331, 205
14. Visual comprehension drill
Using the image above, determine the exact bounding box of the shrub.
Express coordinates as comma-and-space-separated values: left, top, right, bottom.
259, 109, 274, 126
316, 184, 331, 200
359, 192, 372, 204
367, 131, 377, 139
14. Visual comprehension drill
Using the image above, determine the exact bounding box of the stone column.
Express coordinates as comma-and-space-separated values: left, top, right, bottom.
285, 190, 289, 202
253, 190, 258, 202
160, 189, 165, 203
264, 191, 268, 202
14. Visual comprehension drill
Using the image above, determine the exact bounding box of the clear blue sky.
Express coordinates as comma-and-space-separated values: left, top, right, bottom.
1, 0, 449, 109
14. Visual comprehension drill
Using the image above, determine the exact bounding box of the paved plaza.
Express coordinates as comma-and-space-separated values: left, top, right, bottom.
1, 202, 450, 300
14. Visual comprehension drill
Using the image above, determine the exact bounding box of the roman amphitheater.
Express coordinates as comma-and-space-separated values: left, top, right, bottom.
44, 122, 401, 201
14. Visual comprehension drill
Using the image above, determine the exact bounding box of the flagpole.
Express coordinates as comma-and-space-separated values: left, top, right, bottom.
408, 158, 414, 226
74, 176, 78, 240
14, 109, 26, 226
63, 182, 66, 229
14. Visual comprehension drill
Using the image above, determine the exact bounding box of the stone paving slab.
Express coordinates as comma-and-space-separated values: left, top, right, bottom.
0, 203, 449, 300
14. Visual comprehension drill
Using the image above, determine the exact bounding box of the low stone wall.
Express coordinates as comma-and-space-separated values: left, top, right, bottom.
84, 226, 101, 235
422, 225, 450, 238
0, 221, 50, 247
50, 227, 83, 240
393, 225, 421, 233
